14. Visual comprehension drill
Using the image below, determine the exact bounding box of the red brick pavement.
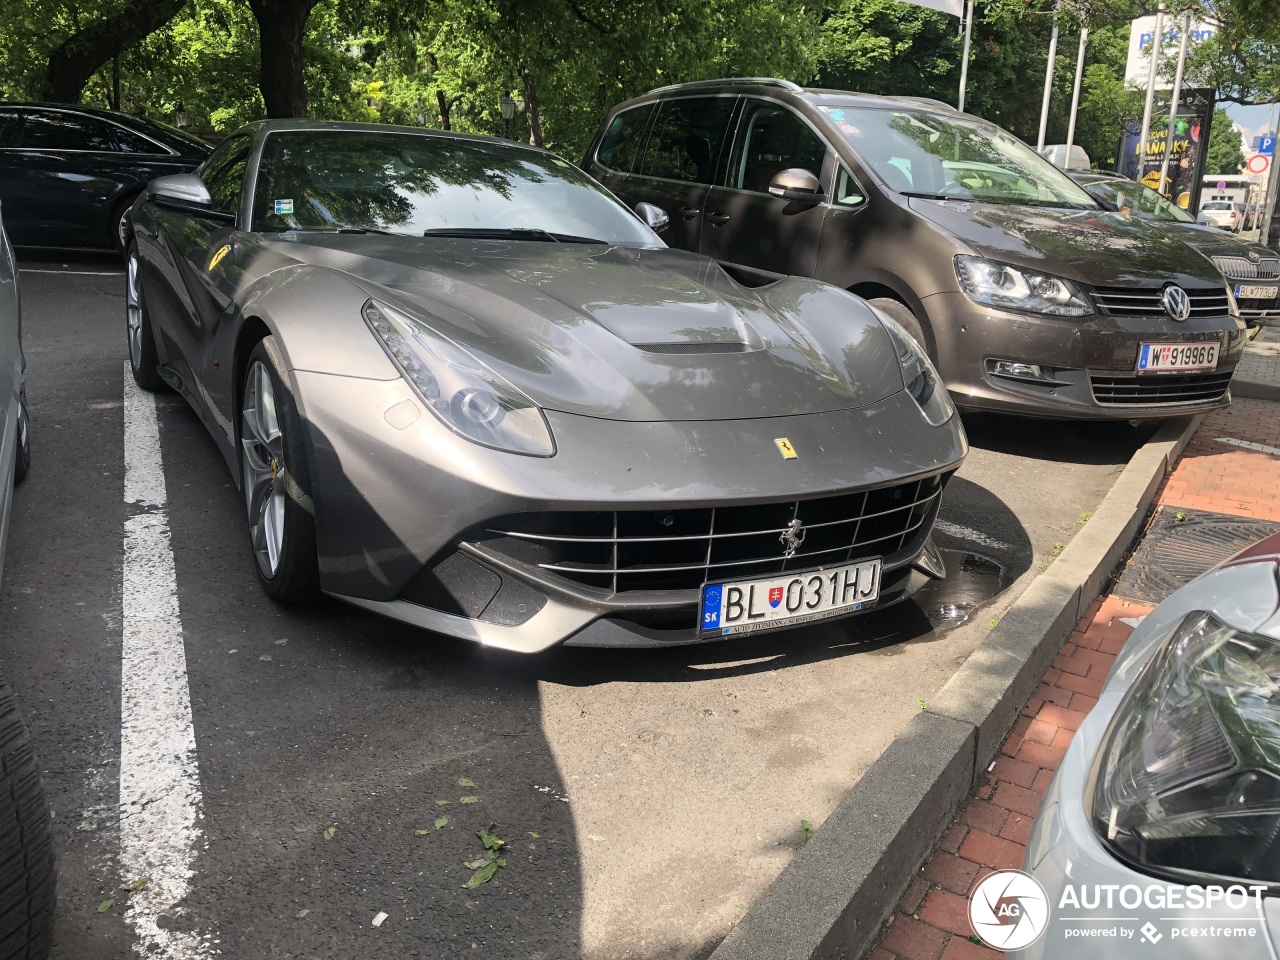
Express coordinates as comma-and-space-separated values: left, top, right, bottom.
869, 596, 1152, 960
1158, 399, 1280, 521
869, 399, 1280, 959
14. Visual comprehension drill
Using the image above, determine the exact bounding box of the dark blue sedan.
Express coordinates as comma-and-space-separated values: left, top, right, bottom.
0, 103, 210, 253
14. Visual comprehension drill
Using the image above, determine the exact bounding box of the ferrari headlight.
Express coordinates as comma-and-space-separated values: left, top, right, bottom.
955, 256, 1093, 317
363, 300, 555, 457
1091, 612, 1280, 885
874, 310, 955, 426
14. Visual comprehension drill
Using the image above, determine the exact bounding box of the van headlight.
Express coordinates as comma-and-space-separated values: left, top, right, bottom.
955, 256, 1093, 317
363, 299, 555, 457
874, 309, 955, 426
1090, 612, 1280, 885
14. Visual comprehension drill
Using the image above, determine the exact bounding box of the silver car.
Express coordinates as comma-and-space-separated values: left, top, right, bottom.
1017, 533, 1280, 958
125, 120, 967, 653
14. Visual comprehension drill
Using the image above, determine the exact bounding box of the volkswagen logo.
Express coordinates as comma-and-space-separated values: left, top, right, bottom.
1162, 285, 1191, 321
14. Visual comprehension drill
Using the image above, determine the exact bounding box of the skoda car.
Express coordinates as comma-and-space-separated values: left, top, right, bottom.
585, 79, 1248, 419
124, 120, 967, 653
1015, 534, 1280, 959
1072, 171, 1280, 326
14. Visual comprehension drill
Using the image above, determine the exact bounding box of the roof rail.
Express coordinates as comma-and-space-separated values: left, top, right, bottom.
645, 77, 804, 96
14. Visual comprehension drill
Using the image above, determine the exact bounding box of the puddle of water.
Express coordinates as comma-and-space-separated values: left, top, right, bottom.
911, 550, 1011, 629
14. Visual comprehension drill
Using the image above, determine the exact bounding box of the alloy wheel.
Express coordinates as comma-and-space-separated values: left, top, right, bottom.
241, 360, 286, 578
126, 253, 143, 368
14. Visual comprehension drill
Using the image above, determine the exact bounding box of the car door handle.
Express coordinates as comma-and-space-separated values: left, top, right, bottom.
707, 212, 731, 225
680, 206, 701, 220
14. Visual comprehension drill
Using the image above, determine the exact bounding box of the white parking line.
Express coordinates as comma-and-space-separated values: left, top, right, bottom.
121, 363, 215, 957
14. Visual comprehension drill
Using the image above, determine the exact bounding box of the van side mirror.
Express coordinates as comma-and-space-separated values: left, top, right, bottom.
635, 201, 669, 234
147, 174, 235, 222
768, 168, 825, 204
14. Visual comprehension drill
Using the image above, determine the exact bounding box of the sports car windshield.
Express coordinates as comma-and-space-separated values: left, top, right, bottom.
1082, 177, 1197, 223
819, 105, 1099, 210
251, 130, 659, 244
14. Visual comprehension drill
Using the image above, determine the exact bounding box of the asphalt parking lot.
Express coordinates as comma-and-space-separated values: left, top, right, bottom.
1, 252, 1155, 960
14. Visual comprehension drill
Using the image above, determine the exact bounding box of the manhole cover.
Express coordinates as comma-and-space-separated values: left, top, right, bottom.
1112, 507, 1280, 606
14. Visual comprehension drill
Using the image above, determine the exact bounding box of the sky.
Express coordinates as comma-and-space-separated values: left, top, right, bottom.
1225, 102, 1278, 155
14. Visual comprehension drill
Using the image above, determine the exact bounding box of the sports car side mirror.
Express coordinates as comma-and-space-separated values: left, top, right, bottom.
147, 174, 234, 223
635, 202, 669, 234
768, 168, 825, 204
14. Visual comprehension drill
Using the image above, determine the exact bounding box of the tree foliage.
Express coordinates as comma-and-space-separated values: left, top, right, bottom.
0, 0, 1273, 170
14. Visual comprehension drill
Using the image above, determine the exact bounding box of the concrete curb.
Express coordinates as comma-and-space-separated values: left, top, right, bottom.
708, 414, 1203, 960
1233, 380, 1280, 402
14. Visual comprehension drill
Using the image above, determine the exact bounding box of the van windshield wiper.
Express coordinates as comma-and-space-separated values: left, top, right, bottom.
422, 227, 608, 244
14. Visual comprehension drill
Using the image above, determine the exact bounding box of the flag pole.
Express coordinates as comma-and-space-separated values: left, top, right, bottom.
1037, 0, 1062, 151
1157, 9, 1192, 197
1137, 3, 1168, 176
1064, 23, 1089, 165
958, 0, 976, 112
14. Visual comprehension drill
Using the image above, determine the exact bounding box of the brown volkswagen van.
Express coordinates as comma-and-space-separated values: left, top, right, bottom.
584, 78, 1246, 419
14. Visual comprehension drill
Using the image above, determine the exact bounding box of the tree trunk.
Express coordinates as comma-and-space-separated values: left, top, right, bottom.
247, 0, 318, 118
518, 65, 543, 148
40, 0, 188, 104
435, 89, 451, 130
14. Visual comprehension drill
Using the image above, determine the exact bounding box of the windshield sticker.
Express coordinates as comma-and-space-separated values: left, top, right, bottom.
273, 199, 294, 215
838, 122, 860, 135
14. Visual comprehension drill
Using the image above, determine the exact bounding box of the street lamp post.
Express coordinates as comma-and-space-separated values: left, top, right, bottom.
500, 92, 517, 139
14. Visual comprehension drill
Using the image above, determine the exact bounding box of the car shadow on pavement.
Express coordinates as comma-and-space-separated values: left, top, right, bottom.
961, 411, 1160, 465
153, 397, 586, 960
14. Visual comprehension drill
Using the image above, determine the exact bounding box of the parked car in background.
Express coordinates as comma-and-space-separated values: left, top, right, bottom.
0, 205, 54, 960
1037, 143, 1090, 170
1198, 199, 1244, 232
1072, 171, 1279, 326
585, 79, 1246, 420
1015, 533, 1280, 959
0, 103, 209, 253
125, 120, 967, 653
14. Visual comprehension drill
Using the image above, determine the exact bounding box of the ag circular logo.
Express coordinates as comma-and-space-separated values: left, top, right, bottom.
969, 869, 1050, 950
1162, 284, 1191, 321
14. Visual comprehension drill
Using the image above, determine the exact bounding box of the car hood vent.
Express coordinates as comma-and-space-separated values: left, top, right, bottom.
635, 341, 751, 355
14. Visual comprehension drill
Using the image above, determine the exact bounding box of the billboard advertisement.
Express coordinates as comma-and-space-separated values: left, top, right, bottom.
1117, 88, 1216, 212
1124, 15, 1218, 88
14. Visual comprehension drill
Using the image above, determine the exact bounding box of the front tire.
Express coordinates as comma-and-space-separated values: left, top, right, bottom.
125, 244, 165, 392
240, 337, 319, 601
867, 297, 930, 355
0, 676, 56, 960
12, 391, 29, 483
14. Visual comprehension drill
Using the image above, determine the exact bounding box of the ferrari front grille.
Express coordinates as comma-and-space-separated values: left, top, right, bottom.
477, 474, 948, 593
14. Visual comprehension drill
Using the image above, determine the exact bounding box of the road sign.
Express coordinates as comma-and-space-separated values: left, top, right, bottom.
1247, 153, 1271, 174
1218, 180, 1227, 189
1261, 137, 1276, 156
